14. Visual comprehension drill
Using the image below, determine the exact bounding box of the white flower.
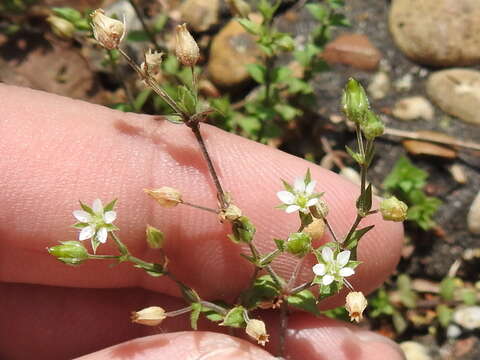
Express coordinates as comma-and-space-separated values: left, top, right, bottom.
312, 247, 355, 286
73, 199, 117, 246
277, 174, 319, 214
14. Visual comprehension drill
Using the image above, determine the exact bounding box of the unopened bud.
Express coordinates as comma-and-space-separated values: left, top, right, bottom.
342, 78, 369, 124
146, 225, 165, 249
361, 110, 384, 140
286, 232, 311, 257
226, 0, 251, 18
219, 204, 242, 222
47, 15, 75, 39
345, 291, 368, 323
48, 240, 89, 265
175, 23, 200, 67
90, 9, 125, 50
141, 49, 163, 76
144, 187, 182, 208
380, 196, 408, 222
303, 218, 325, 242
245, 319, 269, 346
131, 306, 166, 326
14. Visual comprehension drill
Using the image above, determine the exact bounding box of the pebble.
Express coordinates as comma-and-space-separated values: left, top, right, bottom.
399, 341, 432, 360
426, 69, 480, 126
368, 72, 390, 100
467, 191, 480, 234
453, 306, 480, 330
389, 0, 480, 67
180, 0, 219, 32
402, 140, 457, 159
449, 164, 467, 184
207, 18, 263, 87
392, 96, 434, 121
394, 73, 413, 92
322, 33, 382, 71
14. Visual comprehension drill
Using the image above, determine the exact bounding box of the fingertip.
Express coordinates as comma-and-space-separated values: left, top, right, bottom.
77, 332, 275, 360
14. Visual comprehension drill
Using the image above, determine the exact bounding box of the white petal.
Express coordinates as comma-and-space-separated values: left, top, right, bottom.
336, 250, 351, 267
293, 177, 306, 192
96, 227, 108, 243
104, 211, 117, 224
92, 199, 103, 214
321, 246, 334, 262
73, 210, 92, 223
305, 180, 316, 195
339, 267, 355, 277
277, 191, 295, 204
312, 263, 326, 276
306, 198, 319, 207
79, 226, 95, 241
322, 275, 334, 286
286, 205, 300, 213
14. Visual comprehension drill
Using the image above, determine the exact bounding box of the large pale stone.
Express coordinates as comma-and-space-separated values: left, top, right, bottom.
426, 69, 480, 126
207, 19, 263, 88
389, 0, 480, 67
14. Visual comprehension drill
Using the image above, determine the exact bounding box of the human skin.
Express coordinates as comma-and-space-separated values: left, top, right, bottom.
0, 85, 405, 359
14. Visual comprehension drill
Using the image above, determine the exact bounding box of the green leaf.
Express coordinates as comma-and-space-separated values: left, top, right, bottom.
461, 288, 477, 305
133, 89, 151, 112
180, 284, 201, 303
329, 13, 350, 27
392, 310, 408, 334
237, 115, 261, 136
201, 301, 228, 323
104, 199, 117, 212
177, 86, 197, 115
272, 66, 292, 83
73, 222, 88, 229
153, 14, 168, 32
52, 7, 82, 22
126, 30, 150, 42
397, 274, 417, 308
145, 225, 165, 249
164, 115, 184, 124
221, 306, 247, 328
345, 145, 364, 164
241, 275, 281, 309
274, 238, 285, 251
230, 216, 256, 244
344, 225, 374, 259
246, 64, 266, 84
436, 304, 453, 327
356, 184, 373, 215
317, 280, 342, 299
163, 55, 179, 75
190, 302, 202, 330
274, 103, 301, 121
287, 290, 320, 316
383, 156, 427, 193
369, 287, 394, 318
79, 201, 94, 215
258, 0, 280, 22
306, 4, 328, 22
440, 277, 457, 301
237, 18, 262, 35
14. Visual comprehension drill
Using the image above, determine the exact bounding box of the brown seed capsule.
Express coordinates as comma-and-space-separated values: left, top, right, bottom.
245, 319, 269, 346
144, 187, 182, 208
131, 306, 166, 326
304, 218, 325, 241
141, 49, 164, 76
175, 23, 200, 67
345, 291, 368, 323
219, 204, 243, 222
90, 9, 125, 50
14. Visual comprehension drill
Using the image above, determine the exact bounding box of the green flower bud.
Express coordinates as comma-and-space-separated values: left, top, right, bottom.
341, 78, 369, 124
286, 232, 312, 257
146, 225, 165, 249
380, 196, 408, 222
48, 241, 89, 265
361, 110, 384, 140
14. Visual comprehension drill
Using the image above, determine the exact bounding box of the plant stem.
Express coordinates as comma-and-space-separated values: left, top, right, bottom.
127, 0, 163, 50
278, 299, 288, 357
181, 200, 219, 214
117, 48, 186, 118
89, 254, 120, 260
165, 305, 192, 317
290, 281, 313, 294
200, 300, 228, 316
188, 122, 228, 209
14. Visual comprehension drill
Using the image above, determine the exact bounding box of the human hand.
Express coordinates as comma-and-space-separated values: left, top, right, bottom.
0, 85, 405, 359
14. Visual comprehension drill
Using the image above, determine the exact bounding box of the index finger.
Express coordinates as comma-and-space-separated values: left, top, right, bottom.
0, 85, 403, 304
